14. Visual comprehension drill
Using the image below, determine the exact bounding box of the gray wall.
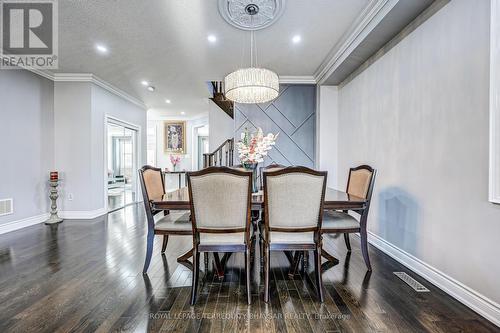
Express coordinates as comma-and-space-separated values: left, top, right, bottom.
54, 82, 93, 211
336, 0, 500, 304
208, 100, 233, 152
234, 84, 316, 167
91, 84, 147, 210
0, 72, 147, 224
0, 70, 54, 224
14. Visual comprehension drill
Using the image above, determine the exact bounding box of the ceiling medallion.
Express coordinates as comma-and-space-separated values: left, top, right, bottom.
218, 0, 286, 31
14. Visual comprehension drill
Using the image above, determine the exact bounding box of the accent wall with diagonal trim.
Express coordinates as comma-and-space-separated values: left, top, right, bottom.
234, 84, 316, 168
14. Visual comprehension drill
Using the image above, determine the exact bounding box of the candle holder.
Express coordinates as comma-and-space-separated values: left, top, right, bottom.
45, 180, 63, 225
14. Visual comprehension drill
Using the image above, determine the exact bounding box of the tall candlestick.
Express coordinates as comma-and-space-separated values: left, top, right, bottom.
45, 179, 63, 225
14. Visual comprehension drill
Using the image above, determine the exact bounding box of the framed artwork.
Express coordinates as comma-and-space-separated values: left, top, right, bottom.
164, 121, 186, 154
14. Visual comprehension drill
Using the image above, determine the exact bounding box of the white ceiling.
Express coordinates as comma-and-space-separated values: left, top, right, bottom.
55, 0, 370, 117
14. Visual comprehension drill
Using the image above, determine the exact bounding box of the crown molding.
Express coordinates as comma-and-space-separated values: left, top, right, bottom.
279, 75, 316, 84
52, 73, 93, 81
16, 66, 147, 109
53, 73, 147, 109
314, 0, 399, 84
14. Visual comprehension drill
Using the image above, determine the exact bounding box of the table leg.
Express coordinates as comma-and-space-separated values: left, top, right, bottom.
177, 248, 193, 270
284, 251, 295, 265
321, 249, 339, 265
288, 251, 303, 279
213, 253, 225, 280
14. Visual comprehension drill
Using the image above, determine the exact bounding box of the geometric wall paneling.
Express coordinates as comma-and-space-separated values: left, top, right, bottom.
234, 84, 316, 168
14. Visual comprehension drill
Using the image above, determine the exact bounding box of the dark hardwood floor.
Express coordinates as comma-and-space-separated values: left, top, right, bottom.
0, 205, 497, 333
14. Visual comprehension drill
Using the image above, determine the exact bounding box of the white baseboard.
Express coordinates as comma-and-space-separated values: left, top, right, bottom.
59, 207, 107, 219
0, 213, 50, 235
367, 231, 500, 327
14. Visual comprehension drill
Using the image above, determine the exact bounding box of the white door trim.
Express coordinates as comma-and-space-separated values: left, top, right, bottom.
104, 115, 142, 212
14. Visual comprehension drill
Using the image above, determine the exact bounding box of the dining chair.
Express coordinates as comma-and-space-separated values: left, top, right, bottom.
138, 165, 191, 274
321, 165, 377, 271
187, 166, 253, 305
262, 166, 327, 302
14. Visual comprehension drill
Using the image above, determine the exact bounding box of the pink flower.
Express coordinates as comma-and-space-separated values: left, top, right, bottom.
170, 154, 181, 166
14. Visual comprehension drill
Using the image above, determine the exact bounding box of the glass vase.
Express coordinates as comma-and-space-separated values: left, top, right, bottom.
243, 162, 258, 193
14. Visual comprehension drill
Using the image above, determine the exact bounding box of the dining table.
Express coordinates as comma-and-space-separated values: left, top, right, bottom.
151, 186, 367, 278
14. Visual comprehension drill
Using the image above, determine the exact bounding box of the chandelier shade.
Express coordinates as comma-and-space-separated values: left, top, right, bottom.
224, 67, 279, 104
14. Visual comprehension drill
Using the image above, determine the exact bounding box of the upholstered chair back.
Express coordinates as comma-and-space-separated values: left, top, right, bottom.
259, 164, 285, 190
189, 169, 251, 230
142, 168, 165, 201
347, 168, 373, 199
265, 168, 327, 229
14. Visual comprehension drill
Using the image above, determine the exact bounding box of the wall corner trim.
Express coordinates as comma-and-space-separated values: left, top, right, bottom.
314, 0, 398, 84
489, 0, 500, 204
0, 213, 50, 235
367, 231, 500, 327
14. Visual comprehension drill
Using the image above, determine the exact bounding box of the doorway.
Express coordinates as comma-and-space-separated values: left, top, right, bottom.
198, 136, 209, 169
107, 121, 138, 212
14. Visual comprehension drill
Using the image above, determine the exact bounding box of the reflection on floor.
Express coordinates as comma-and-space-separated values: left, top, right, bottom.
108, 186, 136, 211
0, 205, 497, 332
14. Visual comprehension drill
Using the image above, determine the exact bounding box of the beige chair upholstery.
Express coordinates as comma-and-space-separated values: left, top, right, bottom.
190, 172, 250, 246
270, 232, 314, 244
322, 211, 359, 230
154, 212, 191, 231
347, 169, 373, 199
199, 232, 246, 245
266, 172, 325, 244
267, 173, 324, 229
143, 168, 164, 199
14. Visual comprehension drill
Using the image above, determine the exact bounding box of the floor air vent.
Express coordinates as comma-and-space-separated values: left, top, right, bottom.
394, 272, 430, 292
0, 199, 13, 216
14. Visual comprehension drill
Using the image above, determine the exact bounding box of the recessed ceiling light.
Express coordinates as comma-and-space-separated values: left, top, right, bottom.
95, 44, 108, 54
292, 35, 302, 44
181, 111, 186, 115
141, 80, 149, 86
165, 99, 171, 104
207, 35, 217, 43
147, 86, 155, 92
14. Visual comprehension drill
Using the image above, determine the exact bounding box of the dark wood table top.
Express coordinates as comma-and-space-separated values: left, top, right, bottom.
151, 187, 366, 211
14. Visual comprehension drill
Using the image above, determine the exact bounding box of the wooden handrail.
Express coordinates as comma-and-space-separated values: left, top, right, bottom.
203, 138, 234, 168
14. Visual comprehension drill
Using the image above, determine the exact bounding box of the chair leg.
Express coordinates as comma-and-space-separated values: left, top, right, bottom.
259, 235, 264, 274
245, 249, 252, 305
314, 247, 324, 302
142, 230, 154, 274
204, 252, 209, 274
343, 233, 351, 252
303, 250, 309, 273
190, 249, 200, 305
161, 235, 169, 253
264, 243, 270, 303
360, 228, 372, 271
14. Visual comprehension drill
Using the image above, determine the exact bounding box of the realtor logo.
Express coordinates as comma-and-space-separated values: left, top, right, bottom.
0, 0, 58, 69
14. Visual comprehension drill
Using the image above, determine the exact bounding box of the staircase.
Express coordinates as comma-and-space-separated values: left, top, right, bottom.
203, 139, 234, 168
209, 81, 234, 119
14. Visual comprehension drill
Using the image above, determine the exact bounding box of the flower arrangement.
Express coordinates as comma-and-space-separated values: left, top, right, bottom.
169, 154, 181, 170
237, 127, 279, 166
